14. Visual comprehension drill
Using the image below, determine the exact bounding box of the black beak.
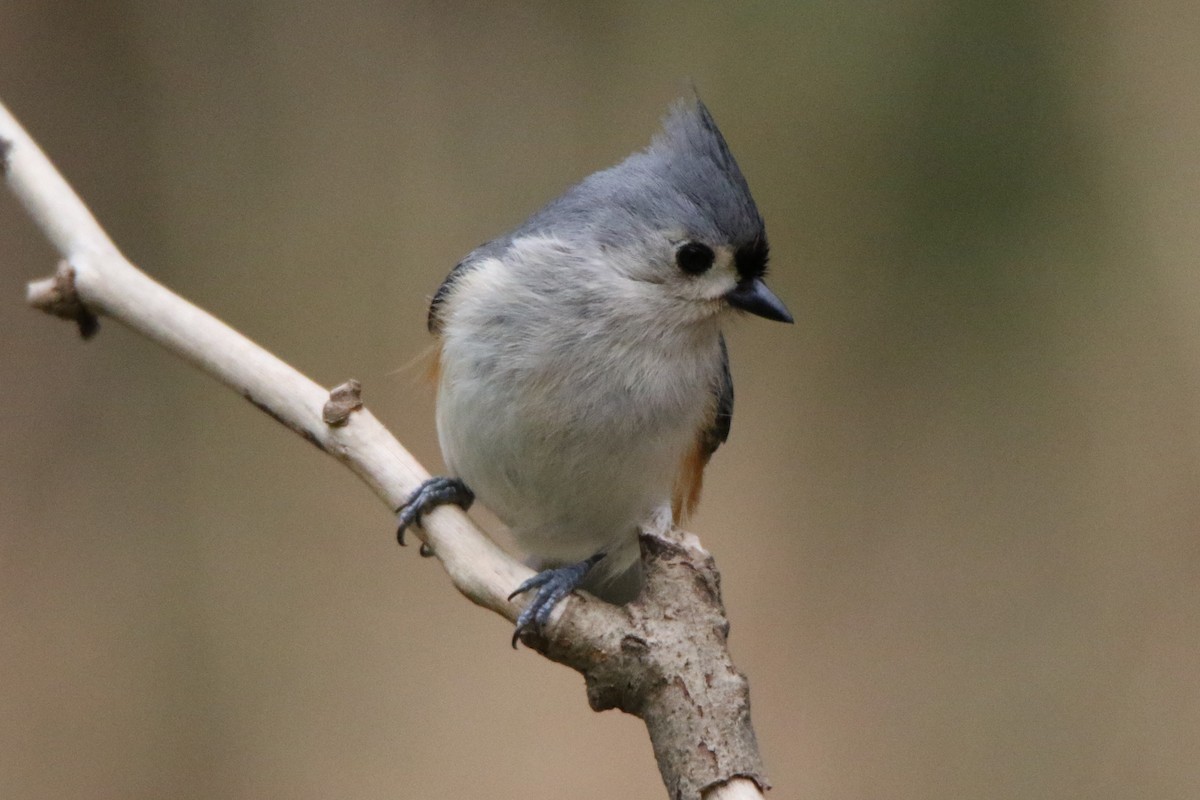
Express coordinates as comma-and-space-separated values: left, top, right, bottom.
725, 278, 794, 324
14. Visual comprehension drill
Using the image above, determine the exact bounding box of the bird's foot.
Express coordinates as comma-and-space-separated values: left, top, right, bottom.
395, 477, 474, 545
507, 553, 605, 648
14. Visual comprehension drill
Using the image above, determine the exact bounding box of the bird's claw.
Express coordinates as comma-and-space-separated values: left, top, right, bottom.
395, 477, 474, 545
508, 553, 605, 648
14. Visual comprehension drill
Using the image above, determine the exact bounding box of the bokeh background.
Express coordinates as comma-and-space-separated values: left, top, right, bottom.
3, 3, 1200, 798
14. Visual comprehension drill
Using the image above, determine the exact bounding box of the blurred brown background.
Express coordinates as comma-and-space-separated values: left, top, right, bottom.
3, 2, 1200, 798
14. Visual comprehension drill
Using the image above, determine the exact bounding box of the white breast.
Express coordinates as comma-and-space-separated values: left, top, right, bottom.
433, 239, 722, 588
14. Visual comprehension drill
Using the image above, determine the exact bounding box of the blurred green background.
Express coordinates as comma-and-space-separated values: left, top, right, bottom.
3, 2, 1200, 798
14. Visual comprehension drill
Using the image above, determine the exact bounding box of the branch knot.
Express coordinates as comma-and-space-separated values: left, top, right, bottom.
27, 261, 99, 339
323, 379, 363, 426
537, 528, 769, 799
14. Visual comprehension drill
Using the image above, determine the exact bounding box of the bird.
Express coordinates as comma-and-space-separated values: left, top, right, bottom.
396, 97, 792, 645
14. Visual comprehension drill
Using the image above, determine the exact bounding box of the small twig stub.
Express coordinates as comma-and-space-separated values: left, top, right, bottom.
323, 379, 363, 426
27, 261, 100, 339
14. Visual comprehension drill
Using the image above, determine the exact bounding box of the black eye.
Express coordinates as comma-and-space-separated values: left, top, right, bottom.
675, 242, 715, 275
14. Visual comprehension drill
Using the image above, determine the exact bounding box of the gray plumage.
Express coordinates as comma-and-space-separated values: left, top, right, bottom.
429, 99, 769, 335
411, 98, 788, 618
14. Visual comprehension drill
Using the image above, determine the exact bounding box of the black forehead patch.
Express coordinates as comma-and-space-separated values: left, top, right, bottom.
734, 236, 770, 281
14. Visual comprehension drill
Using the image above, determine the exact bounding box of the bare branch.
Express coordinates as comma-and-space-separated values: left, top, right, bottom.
0, 97, 528, 615
1, 97, 767, 800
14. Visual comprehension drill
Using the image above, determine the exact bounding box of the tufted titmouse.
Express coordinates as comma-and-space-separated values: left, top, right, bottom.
397, 98, 792, 644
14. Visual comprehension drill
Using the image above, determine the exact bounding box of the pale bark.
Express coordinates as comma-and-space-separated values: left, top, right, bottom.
1, 98, 768, 800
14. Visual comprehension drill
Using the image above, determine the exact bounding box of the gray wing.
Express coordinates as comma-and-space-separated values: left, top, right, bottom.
701, 334, 734, 459
427, 236, 514, 335
673, 334, 733, 520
